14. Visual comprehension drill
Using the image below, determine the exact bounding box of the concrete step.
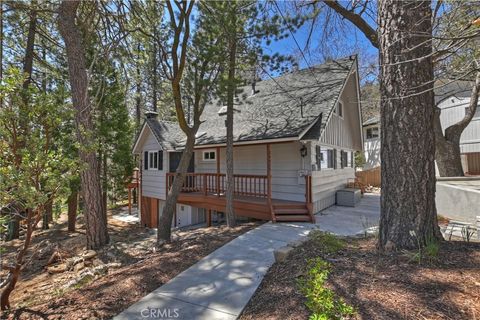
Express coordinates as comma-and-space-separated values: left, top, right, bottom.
274, 214, 311, 222
273, 203, 306, 209
274, 208, 309, 215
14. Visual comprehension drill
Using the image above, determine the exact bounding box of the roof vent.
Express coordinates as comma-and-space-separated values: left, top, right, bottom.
145, 111, 158, 119
217, 105, 241, 116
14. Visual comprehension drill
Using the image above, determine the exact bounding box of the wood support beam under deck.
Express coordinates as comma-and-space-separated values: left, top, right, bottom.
266, 143, 275, 222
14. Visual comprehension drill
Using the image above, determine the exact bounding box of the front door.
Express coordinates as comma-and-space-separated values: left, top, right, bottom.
169, 152, 194, 173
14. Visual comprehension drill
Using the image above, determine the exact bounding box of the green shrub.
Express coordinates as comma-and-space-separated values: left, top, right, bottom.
298, 258, 355, 320
309, 231, 345, 254
408, 233, 440, 264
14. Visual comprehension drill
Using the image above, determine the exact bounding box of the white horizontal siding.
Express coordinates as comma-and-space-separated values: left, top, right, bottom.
194, 142, 306, 202
308, 141, 355, 212
141, 129, 168, 200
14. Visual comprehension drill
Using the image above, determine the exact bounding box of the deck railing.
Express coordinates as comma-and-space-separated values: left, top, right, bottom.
166, 173, 268, 198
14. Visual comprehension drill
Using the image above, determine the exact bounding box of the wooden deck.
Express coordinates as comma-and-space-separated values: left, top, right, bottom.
167, 173, 314, 223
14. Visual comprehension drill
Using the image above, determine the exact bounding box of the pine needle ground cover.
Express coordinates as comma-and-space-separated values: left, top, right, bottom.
240, 232, 480, 320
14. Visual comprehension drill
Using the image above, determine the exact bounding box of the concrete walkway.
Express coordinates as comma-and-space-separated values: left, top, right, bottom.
115, 194, 380, 320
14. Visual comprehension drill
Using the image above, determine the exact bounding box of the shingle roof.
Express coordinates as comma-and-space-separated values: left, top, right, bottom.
144, 56, 356, 149
193, 56, 355, 145
145, 118, 185, 150
434, 80, 473, 104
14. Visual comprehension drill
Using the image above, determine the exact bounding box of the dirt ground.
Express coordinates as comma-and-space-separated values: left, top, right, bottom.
1, 208, 260, 319
240, 236, 480, 320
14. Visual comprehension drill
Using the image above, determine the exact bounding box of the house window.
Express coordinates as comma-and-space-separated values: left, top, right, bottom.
340, 151, 349, 168
203, 150, 216, 162
318, 147, 334, 169
337, 101, 343, 117
366, 127, 379, 139
149, 151, 158, 169
347, 151, 353, 167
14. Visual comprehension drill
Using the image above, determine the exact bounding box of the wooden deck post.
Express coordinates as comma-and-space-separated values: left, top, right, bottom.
216, 146, 220, 196
267, 144, 275, 222
305, 175, 314, 222
128, 187, 132, 214
207, 209, 212, 227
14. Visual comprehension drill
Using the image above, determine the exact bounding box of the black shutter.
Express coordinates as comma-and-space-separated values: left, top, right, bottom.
351, 152, 354, 168
340, 150, 344, 168
333, 149, 337, 169
144, 151, 148, 170
158, 151, 163, 170
315, 145, 321, 170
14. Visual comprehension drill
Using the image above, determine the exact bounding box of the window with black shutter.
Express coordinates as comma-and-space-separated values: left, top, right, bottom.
144, 151, 148, 170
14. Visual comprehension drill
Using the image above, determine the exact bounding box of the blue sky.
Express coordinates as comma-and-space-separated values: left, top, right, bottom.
262, 1, 378, 82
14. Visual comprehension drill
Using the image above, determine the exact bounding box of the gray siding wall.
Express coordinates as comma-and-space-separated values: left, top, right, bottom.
194, 142, 306, 202
309, 71, 360, 212
141, 129, 168, 200
320, 72, 363, 150
439, 96, 480, 153
308, 141, 355, 213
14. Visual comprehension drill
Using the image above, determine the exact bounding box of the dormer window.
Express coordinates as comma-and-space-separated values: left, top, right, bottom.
337, 101, 343, 118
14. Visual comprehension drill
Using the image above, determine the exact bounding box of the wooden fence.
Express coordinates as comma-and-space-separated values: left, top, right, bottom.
355, 167, 381, 187
465, 152, 480, 175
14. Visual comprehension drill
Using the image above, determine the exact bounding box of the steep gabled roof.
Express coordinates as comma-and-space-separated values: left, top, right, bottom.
145, 118, 185, 150
194, 56, 356, 145
133, 56, 357, 152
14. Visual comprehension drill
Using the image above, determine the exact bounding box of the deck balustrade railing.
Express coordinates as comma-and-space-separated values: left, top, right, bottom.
166, 173, 269, 198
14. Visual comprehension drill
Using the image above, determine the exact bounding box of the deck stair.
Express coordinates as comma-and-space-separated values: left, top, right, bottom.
272, 203, 314, 222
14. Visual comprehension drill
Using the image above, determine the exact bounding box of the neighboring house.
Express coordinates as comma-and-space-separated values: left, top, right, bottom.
362, 116, 380, 169
436, 80, 480, 175
132, 56, 363, 228
361, 81, 480, 175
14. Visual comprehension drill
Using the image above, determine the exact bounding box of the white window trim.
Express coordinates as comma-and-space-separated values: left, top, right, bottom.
319, 147, 334, 170
365, 126, 379, 140
202, 150, 217, 162
148, 151, 158, 169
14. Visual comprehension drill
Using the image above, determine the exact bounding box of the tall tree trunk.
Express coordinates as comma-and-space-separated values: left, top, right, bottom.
1, 208, 41, 310
378, 0, 442, 250
157, 134, 195, 244
434, 72, 480, 177
22, 0, 37, 91
42, 198, 53, 230
102, 152, 108, 217
0, 0, 3, 85
58, 0, 109, 249
135, 43, 142, 132
152, 34, 158, 112
9, 0, 38, 241
434, 109, 464, 176
67, 190, 78, 232
225, 21, 237, 228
